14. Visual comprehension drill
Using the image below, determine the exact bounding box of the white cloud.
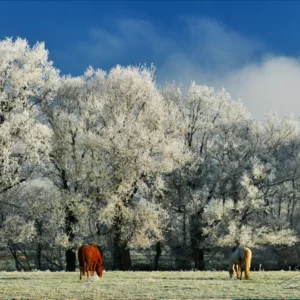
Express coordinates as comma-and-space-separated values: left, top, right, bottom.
73, 17, 300, 120
218, 56, 300, 120
157, 18, 300, 120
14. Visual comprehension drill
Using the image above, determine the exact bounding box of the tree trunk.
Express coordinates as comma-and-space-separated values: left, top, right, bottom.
180, 205, 190, 269
154, 241, 162, 270
65, 207, 77, 271
9, 246, 24, 271
190, 213, 206, 270
36, 243, 42, 270
194, 248, 205, 270
36, 221, 42, 270
65, 249, 76, 271
123, 246, 132, 271
112, 221, 122, 270
112, 230, 132, 271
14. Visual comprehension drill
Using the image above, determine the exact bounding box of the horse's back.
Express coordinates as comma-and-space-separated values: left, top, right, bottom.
94, 244, 103, 265
78, 244, 103, 267
229, 248, 242, 264
230, 247, 252, 261
244, 247, 252, 259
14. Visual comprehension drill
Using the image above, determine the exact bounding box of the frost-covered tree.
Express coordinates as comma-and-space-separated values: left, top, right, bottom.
0, 37, 59, 194
261, 113, 300, 227
94, 65, 189, 270
2, 36, 299, 272
162, 82, 299, 270
41, 69, 104, 271
0, 38, 60, 269
196, 112, 299, 265
0, 179, 66, 270
162, 83, 251, 268
44, 65, 189, 270
202, 157, 297, 248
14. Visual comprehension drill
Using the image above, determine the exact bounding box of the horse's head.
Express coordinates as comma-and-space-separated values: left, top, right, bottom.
96, 264, 104, 278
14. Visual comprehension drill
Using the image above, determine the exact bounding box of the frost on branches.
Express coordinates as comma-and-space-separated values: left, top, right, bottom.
0, 38, 59, 193
45, 64, 189, 269
1, 37, 300, 272
162, 82, 299, 269
200, 114, 300, 248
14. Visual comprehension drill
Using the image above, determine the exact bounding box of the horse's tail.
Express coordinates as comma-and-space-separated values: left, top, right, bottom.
78, 246, 85, 280
244, 248, 252, 280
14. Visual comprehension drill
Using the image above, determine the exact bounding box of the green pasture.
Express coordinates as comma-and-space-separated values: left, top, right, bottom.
0, 271, 300, 300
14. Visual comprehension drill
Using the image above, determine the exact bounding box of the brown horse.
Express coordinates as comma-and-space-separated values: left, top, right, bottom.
78, 243, 104, 280
228, 247, 252, 280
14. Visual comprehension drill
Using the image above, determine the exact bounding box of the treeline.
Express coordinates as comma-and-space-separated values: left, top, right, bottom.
0, 38, 299, 272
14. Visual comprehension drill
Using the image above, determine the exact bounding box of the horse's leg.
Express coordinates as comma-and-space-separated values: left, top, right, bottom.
245, 265, 250, 280
88, 260, 92, 278
91, 261, 95, 276
86, 258, 91, 278
233, 264, 237, 279
93, 260, 98, 276
236, 264, 242, 280
80, 264, 84, 280
83, 257, 88, 278
84, 262, 88, 277
240, 264, 243, 280
232, 264, 235, 278
79, 262, 83, 280
93, 261, 97, 276
78, 248, 84, 280
244, 248, 252, 280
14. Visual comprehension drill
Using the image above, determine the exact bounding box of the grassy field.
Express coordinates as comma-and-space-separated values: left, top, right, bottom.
1, 270, 300, 300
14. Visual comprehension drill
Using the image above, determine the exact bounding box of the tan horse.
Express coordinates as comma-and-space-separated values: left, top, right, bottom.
228, 247, 252, 280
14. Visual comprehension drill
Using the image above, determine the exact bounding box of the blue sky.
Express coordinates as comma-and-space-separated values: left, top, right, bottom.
1, 1, 300, 119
